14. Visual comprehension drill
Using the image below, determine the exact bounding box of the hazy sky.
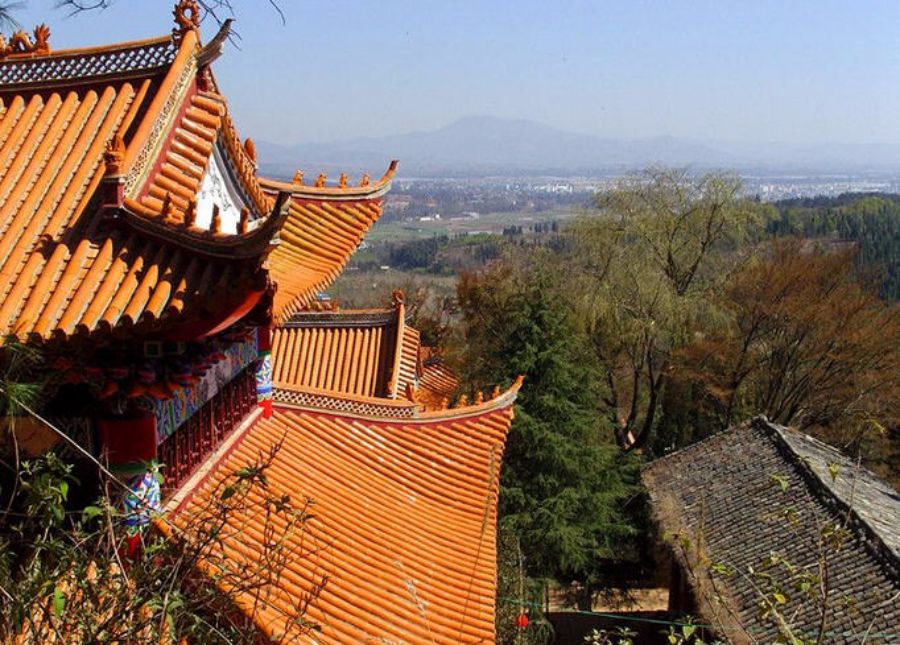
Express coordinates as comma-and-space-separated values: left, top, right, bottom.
9, 1, 900, 145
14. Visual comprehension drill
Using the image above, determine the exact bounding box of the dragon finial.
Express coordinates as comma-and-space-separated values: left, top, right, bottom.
338, 173, 348, 189
360, 173, 371, 187
315, 173, 327, 188
0, 24, 51, 59
292, 170, 304, 185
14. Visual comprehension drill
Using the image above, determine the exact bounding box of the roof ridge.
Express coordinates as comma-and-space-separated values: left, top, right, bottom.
120, 29, 199, 194
273, 376, 522, 422
0, 35, 177, 89
642, 417, 755, 471
0, 33, 172, 63
756, 418, 900, 575
386, 297, 406, 398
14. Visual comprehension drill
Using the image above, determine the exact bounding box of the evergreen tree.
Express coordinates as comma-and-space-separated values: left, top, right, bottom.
456, 250, 642, 609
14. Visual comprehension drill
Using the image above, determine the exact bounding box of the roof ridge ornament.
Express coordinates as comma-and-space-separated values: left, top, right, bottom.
104, 134, 126, 177
243, 138, 258, 166
173, 0, 201, 45
0, 24, 51, 60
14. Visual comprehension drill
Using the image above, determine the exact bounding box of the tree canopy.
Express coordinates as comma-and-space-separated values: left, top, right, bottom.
456, 251, 643, 608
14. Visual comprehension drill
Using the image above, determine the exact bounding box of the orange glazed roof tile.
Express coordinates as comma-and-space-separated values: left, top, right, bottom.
271, 300, 424, 404
171, 386, 519, 644
272, 307, 407, 399
0, 31, 206, 340
0, 13, 395, 341
261, 163, 397, 323
415, 350, 461, 411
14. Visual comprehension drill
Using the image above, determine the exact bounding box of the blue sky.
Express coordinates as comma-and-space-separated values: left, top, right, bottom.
9, 1, 900, 145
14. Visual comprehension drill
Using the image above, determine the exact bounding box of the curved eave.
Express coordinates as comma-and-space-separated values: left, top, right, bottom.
273, 376, 522, 422
259, 160, 398, 201
415, 375, 523, 421
16, 281, 261, 346
118, 191, 290, 260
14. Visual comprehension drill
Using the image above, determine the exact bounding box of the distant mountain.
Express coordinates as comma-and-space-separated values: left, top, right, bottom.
255, 116, 900, 178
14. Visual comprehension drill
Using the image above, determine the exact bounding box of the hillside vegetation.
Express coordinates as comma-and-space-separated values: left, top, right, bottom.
768, 193, 900, 299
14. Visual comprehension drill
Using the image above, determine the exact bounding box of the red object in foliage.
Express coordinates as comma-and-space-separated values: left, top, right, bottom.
125, 533, 142, 560
516, 612, 529, 628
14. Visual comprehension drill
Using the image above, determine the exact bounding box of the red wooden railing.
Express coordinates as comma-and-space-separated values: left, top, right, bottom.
158, 368, 257, 493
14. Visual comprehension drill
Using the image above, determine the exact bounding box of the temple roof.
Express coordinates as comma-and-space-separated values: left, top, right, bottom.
414, 348, 461, 411
0, 11, 394, 342
0, 29, 204, 341
261, 163, 397, 323
168, 387, 519, 643
643, 417, 900, 642
272, 303, 418, 400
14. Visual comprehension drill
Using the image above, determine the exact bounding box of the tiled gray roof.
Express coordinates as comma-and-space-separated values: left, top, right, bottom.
776, 425, 900, 562
643, 417, 900, 644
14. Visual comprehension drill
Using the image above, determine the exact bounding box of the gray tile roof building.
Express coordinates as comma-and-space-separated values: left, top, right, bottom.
643, 417, 900, 644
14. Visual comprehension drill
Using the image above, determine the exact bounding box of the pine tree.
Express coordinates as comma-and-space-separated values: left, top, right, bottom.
457, 250, 642, 608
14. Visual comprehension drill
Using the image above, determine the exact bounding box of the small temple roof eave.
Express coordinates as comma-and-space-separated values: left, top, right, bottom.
115, 190, 292, 260
259, 160, 399, 201
272, 375, 523, 423
267, 176, 393, 322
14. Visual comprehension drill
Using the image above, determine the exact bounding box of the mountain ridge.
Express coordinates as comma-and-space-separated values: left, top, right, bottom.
256, 115, 900, 177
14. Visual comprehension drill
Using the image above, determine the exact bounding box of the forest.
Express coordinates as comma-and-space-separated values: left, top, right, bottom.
768, 192, 900, 299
